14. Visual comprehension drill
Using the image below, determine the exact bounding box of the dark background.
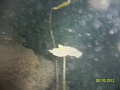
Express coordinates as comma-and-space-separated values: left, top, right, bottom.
0, 0, 120, 90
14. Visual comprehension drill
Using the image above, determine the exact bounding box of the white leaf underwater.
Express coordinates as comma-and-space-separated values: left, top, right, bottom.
49, 44, 83, 58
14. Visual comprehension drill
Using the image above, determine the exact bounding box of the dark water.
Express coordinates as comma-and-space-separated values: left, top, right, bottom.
0, 0, 120, 90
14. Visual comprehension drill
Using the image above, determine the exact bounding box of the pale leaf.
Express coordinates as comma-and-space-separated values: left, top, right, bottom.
49, 44, 82, 58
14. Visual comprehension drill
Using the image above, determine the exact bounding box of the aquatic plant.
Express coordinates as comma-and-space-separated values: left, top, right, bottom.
49, 0, 83, 90
49, 44, 82, 58
49, 44, 82, 90
52, 0, 71, 10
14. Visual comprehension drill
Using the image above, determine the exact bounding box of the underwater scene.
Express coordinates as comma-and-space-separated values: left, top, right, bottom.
0, 0, 120, 90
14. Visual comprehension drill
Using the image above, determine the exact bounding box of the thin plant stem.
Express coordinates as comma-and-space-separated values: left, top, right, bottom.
63, 57, 66, 90
49, 9, 58, 90
55, 59, 59, 90
49, 9, 56, 48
